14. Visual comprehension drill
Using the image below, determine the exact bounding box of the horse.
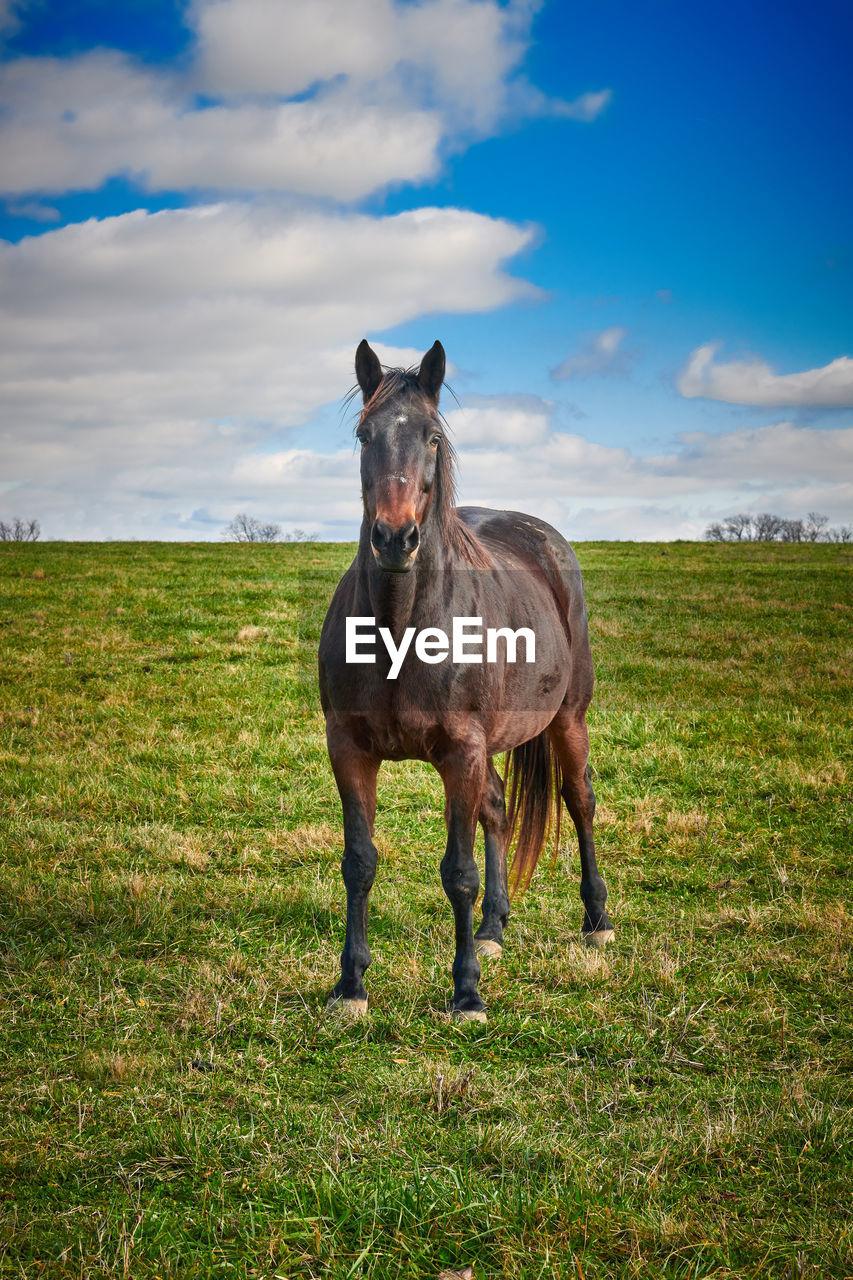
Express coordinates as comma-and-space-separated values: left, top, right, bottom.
318, 339, 614, 1022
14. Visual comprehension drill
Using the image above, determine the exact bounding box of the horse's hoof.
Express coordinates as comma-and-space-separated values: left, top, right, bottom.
452, 1008, 487, 1024
582, 928, 614, 949
325, 996, 368, 1017
475, 938, 503, 959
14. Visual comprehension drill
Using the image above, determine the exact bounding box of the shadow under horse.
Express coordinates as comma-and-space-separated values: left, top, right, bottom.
318, 339, 614, 1022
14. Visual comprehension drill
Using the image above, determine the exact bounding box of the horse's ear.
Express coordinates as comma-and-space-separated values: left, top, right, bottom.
355, 339, 383, 403
417, 340, 445, 403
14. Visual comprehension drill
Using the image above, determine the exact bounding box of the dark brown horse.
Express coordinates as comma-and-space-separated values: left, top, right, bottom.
318, 339, 613, 1021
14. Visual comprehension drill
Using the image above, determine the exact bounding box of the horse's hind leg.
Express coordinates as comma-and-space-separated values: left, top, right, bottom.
474, 760, 510, 958
548, 707, 614, 946
326, 725, 381, 1014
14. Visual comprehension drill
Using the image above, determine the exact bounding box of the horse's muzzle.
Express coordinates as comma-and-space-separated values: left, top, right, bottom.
370, 517, 420, 571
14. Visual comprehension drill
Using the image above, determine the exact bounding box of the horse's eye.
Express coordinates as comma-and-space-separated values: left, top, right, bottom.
356, 431, 369, 446
429, 434, 442, 447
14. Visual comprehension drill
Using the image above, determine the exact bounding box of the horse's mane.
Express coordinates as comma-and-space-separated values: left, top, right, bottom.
353, 367, 492, 570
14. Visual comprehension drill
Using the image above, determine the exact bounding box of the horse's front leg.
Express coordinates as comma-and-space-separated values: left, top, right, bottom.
474, 760, 510, 958
436, 744, 487, 1022
326, 724, 380, 1014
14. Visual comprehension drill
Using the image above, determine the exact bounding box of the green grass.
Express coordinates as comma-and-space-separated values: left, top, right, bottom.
1, 539, 851, 1279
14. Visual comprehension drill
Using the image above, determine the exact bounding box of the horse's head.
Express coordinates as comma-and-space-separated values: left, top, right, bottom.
354, 338, 447, 573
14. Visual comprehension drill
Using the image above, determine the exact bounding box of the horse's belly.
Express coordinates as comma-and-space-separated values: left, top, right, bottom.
335, 707, 441, 762
486, 697, 564, 757
324, 621, 571, 761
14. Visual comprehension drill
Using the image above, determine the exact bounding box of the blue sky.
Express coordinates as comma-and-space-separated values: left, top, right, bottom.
1, 0, 851, 540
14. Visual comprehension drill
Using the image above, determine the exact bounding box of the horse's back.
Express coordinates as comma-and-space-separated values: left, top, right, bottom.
457, 505, 593, 711
457, 505, 584, 604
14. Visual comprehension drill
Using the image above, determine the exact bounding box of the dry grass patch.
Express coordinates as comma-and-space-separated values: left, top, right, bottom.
703, 896, 852, 950
270, 822, 340, 861
643, 945, 683, 991
783, 758, 848, 789
665, 807, 712, 836
169, 831, 212, 871
591, 616, 623, 638
593, 802, 619, 828
171, 984, 221, 1032
798, 897, 852, 946
122, 871, 161, 900
76, 1050, 149, 1084
426, 1063, 480, 1114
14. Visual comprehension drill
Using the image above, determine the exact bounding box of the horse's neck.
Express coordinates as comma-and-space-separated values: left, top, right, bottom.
369, 571, 418, 637
356, 516, 463, 636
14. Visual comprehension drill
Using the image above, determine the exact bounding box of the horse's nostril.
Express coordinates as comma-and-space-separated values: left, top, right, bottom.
371, 518, 419, 565
371, 519, 391, 552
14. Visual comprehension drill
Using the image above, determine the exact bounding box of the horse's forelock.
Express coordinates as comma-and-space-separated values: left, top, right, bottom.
357, 367, 425, 423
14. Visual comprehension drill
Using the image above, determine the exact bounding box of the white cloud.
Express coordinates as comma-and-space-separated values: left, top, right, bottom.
450, 411, 853, 498
444, 396, 552, 447
6, 327, 853, 537
668, 420, 853, 481
0, 0, 28, 35
191, 0, 532, 132
448, 414, 853, 538
0, 0, 611, 201
551, 326, 632, 379
677, 342, 853, 407
0, 202, 536, 538
4, 199, 61, 221
0, 52, 442, 200
551, 88, 612, 122
2, 200, 849, 542
177, 412, 853, 543
191, 0, 398, 98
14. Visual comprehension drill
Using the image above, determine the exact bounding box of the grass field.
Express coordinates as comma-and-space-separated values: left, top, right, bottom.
1, 538, 851, 1279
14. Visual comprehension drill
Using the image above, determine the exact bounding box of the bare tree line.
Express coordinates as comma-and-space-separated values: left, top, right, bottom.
220, 512, 318, 543
705, 511, 852, 543
0, 517, 40, 541
5, 507, 847, 545
1, 513, 318, 543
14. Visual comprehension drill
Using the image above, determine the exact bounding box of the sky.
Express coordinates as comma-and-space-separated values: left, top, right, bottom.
1, 0, 851, 542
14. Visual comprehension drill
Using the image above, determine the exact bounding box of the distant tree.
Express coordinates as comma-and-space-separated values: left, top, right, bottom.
722, 513, 754, 541
221, 513, 281, 542
804, 512, 829, 542
753, 512, 784, 541
705, 510, 850, 544
0, 517, 40, 542
281, 529, 318, 543
778, 518, 804, 542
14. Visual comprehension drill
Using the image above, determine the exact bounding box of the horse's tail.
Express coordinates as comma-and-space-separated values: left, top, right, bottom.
504, 730, 564, 896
